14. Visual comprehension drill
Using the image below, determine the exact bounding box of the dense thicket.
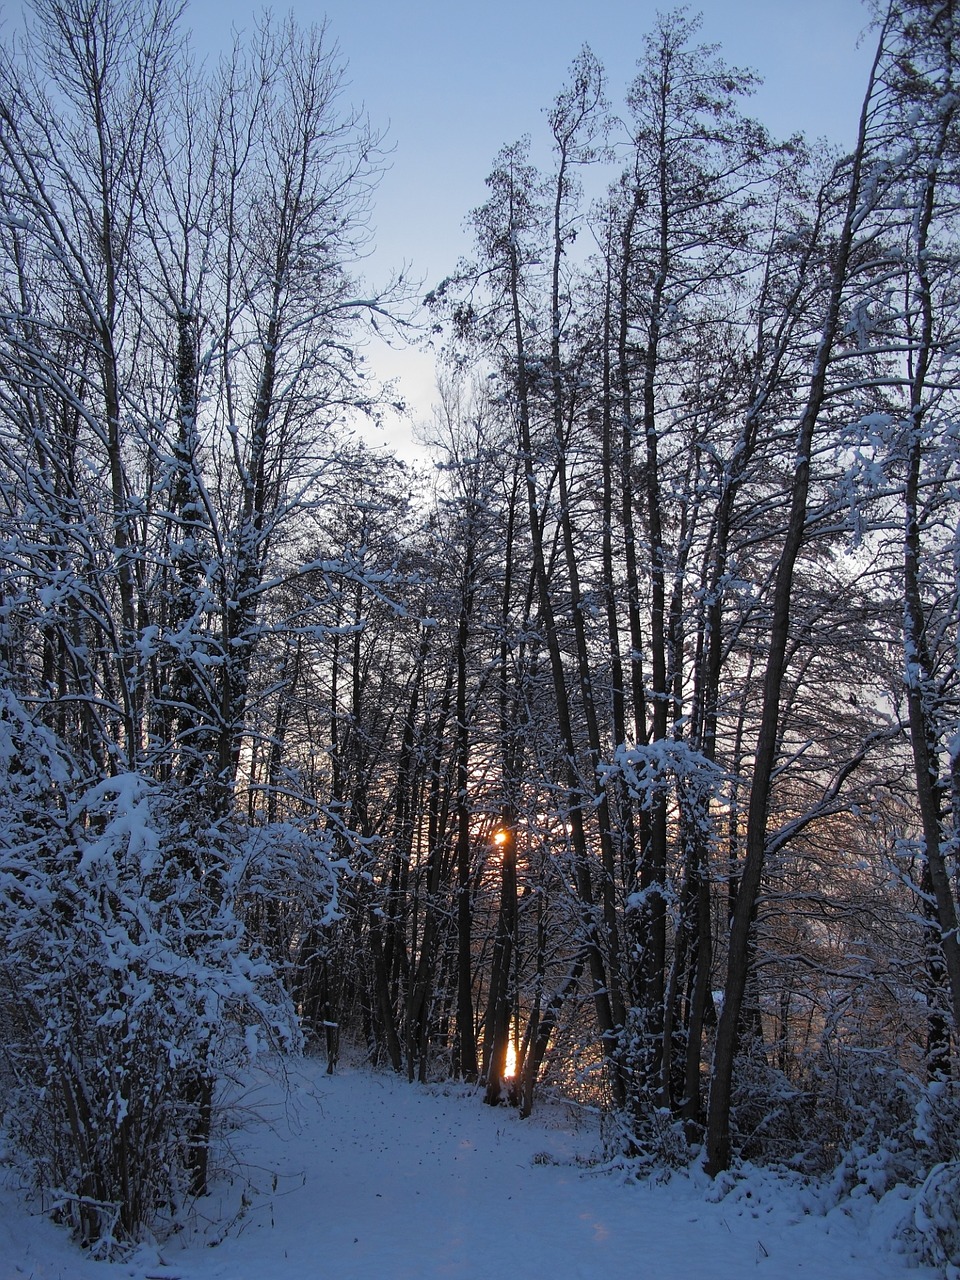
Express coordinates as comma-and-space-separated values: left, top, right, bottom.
1, 0, 960, 1259
412, 0, 960, 1189
0, 0, 407, 1249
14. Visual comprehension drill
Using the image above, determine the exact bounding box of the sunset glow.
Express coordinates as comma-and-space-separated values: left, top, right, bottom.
504, 1038, 517, 1079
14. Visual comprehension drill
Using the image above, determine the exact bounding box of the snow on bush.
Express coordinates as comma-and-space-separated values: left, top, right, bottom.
720, 1041, 960, 1272
0, 691, 304, 1255
908, 1160, 960, 1274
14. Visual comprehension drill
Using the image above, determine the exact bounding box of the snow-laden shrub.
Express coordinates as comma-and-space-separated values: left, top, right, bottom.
770, 1047, 960, 1270
728, 1041, 814, 1168
809, 1051, 960, 1205
616, 1103, 691, 1173
862, 1081, 960, 1273
703, 1041, 960, 1271
904, 1161, 960, 1274
722, 1038, 960, 1198
0, 693, 303, 1254
235, 818, 342, 984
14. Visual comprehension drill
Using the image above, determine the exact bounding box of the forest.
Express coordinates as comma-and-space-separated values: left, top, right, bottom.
0, 0, 958, 1258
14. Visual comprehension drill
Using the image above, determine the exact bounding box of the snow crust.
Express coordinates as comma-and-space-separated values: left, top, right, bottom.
0, 1058, 938, 1279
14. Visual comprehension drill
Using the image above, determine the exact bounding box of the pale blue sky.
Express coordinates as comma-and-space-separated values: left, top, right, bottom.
186, 0, 876, 446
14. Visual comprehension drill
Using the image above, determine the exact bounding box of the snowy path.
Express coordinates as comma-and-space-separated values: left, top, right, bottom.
0, 1059, 934, 1279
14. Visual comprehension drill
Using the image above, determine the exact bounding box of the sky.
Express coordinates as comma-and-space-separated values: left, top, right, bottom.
184, 0, 878, 453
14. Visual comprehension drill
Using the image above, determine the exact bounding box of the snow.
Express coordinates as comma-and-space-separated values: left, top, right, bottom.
0, 1058, 938, 1280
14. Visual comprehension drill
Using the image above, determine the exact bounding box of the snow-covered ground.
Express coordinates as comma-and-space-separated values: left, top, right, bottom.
0, 1057, 937, 1280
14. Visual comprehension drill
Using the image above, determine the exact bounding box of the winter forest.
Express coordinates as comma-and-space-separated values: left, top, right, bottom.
1, 0, 960, 1265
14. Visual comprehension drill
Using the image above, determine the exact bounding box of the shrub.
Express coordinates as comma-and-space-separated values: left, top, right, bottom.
0, 693, 300, 1254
